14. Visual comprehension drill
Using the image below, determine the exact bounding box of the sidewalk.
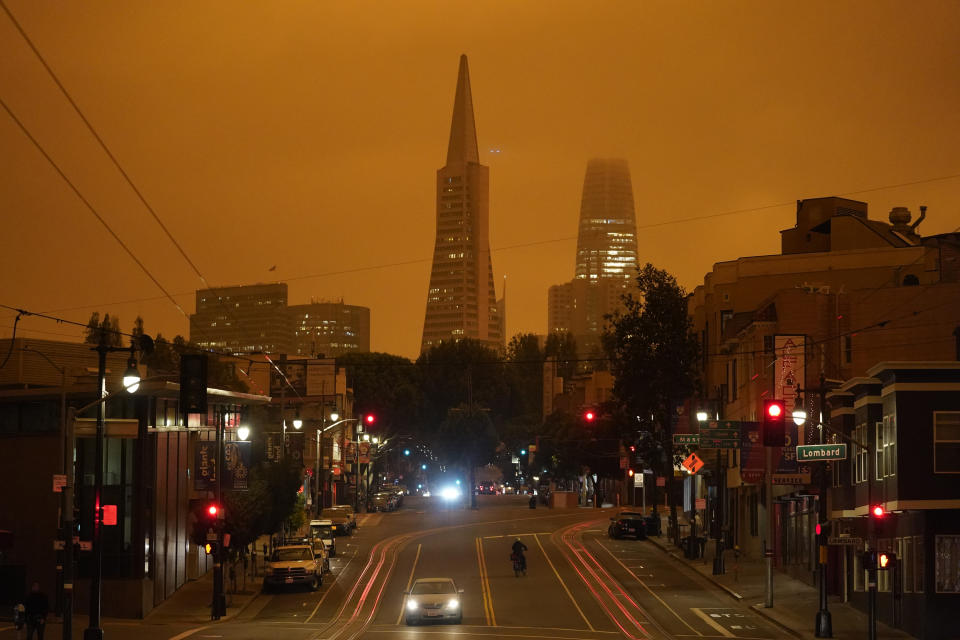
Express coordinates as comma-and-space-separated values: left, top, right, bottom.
145, 562, 264, 625
646, 516, 914, 640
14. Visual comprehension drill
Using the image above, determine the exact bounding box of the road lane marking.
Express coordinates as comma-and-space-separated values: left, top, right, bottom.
483, 532, 551, 539
476, 536, 496, 625
691, 608, 734, 637
304, 541, 360, 623
167, 626, 210, 640
533, 533, 595, 632
395, 543, 422, 625
592, 537, 702, 636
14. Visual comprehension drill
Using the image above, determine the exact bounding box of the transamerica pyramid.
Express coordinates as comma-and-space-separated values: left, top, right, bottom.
420, 55, 502, 353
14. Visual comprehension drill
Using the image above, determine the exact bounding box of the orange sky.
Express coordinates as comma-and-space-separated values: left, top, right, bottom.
2, 1, 959, 359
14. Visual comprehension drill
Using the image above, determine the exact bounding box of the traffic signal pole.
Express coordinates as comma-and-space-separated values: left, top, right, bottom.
212, 412, 226, 620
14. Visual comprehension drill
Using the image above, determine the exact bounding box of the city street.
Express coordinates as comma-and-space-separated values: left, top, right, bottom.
2, 495, 787, 640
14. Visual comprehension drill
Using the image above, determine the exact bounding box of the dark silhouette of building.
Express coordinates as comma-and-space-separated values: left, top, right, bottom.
421, 55, 502, 353
289, 301, 370, 357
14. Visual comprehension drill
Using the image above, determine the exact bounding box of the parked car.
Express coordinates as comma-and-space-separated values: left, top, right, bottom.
371, 491, 398, 512
608, 510, 647, 540
264, 545, 322, 591
320, 508, 353, 536
404, 577, 463, 625
327, 504, 358, 529
309, 519, 337, 557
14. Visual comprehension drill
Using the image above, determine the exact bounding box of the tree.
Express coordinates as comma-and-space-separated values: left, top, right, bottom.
603, 264, 700, 542
84, 312, 123, 347
544, 332, 578, 382
337, 352, 421, 437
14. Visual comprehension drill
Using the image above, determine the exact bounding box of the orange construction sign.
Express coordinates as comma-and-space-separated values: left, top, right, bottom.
681, 452, 705, 474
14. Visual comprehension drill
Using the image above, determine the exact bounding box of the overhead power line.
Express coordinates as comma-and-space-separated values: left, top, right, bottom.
0, 0, 210, 289
0, 95, 186, 316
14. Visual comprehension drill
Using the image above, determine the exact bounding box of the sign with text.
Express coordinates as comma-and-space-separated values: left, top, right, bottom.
673, 434, 700, 446
695, 497, 706, 510
699, 419, 742, 449
195, 440, 252, 491
740, 423, 764, 484
797, 443, 847, 462
829, 536, 863, 546
53, 474, 66, 493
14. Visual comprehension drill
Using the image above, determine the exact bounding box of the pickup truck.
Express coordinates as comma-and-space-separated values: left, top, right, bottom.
264, 544, 322, 591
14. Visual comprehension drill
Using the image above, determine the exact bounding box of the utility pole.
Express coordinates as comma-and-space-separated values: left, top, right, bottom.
764, 443, 774, 608
211, 411, 226, 620
712, 447, 725, 575
62, 407, 75, 640
83, 344, 107, 640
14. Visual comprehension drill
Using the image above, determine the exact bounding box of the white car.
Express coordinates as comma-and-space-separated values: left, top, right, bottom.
309, 519, 337, 557
405, 577, 463, 625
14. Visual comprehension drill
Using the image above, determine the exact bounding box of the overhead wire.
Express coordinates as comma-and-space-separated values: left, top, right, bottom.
0, 0, 211, 289
0, 95, 187, 317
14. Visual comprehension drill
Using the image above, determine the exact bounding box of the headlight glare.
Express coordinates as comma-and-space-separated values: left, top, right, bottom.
446, 598, 459, 609
406, 599, 418, 611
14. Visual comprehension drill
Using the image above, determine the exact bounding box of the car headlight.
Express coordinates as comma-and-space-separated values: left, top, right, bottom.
446, 599, 459, 610
406, 599, 419, 611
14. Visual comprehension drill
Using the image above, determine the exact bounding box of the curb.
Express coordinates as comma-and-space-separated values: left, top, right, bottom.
749, 603, 805, 639
646, 535, 745, 602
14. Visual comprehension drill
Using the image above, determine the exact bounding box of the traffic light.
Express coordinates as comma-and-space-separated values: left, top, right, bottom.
878, 551, 896, 570
863, 550, 877, 571
204, 542, 218, 555
584, 410, 596, 423
871, 504, 885, 518
364, 414, 376, 426
180, 354, 208, 415
762, 399, 786, 446
404, 449, 410, 456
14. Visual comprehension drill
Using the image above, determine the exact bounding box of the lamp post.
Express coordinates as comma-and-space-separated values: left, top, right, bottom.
315, 411, 340, 515
83, 342, 142, 640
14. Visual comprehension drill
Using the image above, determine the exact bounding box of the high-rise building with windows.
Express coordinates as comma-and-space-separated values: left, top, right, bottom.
547, 158, 639, 355
191, 283, 292, 354
421, 55, 502, 353
289, 301, 370, 358
190, 284, 370, 357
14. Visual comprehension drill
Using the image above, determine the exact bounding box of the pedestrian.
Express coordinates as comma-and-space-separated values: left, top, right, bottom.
24, 582, 48, 640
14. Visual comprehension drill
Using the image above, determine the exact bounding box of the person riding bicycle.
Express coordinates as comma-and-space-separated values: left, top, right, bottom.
511, 539, 528, 572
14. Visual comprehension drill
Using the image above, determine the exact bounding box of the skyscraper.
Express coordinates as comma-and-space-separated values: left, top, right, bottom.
547, 158, 638, 354
421, 55, 502, 353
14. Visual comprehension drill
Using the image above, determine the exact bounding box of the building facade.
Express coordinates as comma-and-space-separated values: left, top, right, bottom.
681, 197, 960, 637
421, 55, 502, 353
289, 301, 370, 358
190, 284, 370, 358
548, 158, 639, 355
0, 339, 269, 617
190, 283, 292, 354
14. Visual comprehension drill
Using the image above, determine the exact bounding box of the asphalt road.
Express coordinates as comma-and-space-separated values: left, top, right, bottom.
1, 495, 787, 640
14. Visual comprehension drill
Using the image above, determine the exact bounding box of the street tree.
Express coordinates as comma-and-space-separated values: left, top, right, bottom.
603, 263, 700, 542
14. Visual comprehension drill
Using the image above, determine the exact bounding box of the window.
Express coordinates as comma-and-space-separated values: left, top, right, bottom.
876, 421, 884, 480
843, 336, 852, 364
854, 424, 868, 483
885, 415, 896, 477
916, 536, 925, 593
933, 412, 960, 473
935, 535, 960, 593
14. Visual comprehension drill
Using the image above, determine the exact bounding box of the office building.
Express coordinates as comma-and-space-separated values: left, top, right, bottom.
289, 301, 370, 357
421, 55, 503, 353
547, 158, 639, 354
190, 283, 291, 354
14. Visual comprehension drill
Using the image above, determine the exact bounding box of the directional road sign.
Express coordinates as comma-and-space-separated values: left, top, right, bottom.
796, 443, 847, 461
673, 434, 700, 446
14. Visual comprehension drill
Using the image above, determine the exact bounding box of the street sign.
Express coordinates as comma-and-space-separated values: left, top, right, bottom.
828, 536, 863, 546
699, 420, 742, 449
53, 540, 65, 550
797, 444, 847, 461
673, 434, 700, 446
681, 452, 705, 474
695, 497, 706, 510
53, 474, 66, 493
656, 476, 665, 487
633, 473, 644, 487
79, 541, 92, 551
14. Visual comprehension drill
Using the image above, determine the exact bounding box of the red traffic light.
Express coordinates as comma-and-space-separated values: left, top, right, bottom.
365, 414, 376, 425
207, 504, 219, 517
816, 523, 822, 536
584, 411, 595, 422
103, 504, 117, 526
872, 505, 885, 518
766, 401, 783, 418
629, 445, 636, 452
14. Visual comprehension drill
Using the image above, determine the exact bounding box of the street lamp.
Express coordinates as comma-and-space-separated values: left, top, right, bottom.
793, 409, 808, 426
237, 425, 251, 441
696, 410, 709, 422
84, 338, 148, 640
